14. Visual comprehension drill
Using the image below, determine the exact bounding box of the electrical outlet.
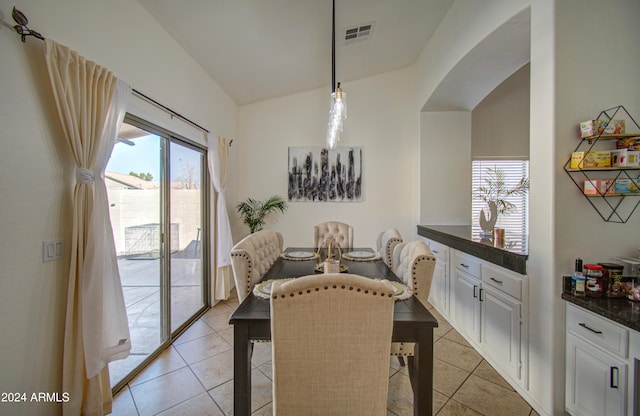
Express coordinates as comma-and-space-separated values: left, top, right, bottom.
43, 240, 63, 262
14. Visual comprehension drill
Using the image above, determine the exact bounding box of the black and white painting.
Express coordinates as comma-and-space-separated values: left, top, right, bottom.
288, 146, 362, 202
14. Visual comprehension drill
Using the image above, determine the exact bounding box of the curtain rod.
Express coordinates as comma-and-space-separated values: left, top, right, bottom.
130, 89, 209, 134
10, 6, 237, 145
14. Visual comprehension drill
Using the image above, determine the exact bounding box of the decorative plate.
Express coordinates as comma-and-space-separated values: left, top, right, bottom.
387, 281, 413, 300
389, 281, 404, 295
344, 251, 376, 259
285, 251, 316, 259
254, 278, 295, 298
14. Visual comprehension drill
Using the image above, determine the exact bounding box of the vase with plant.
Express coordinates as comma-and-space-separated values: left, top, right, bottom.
236, 195, 288, 233
473, 166, 529, 236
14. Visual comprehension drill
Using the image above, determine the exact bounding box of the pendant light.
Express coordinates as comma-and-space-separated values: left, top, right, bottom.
326, 0, 347, 149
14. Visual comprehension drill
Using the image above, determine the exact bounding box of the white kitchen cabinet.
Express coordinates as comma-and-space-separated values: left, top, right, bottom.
481, 263, 526, 382
481, 283, 522, 380
452, 251, 482, 342
565, 303, 629, 416
422, 237, 450, 318
450, 250, 527, 385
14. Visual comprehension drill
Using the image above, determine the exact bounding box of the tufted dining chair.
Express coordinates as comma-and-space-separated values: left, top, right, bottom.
230, 230, 284, 303
314, 221, 354, 249
376, 228, 403, 269
270, 273, 395, 416
390, 240, 436, 368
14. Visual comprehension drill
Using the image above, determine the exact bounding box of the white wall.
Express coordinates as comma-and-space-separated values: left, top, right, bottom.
553, 4, 640, 414
420, 111, 471, 224
0, 0, 236, 414
554, 0, 640, 268
232, 67, 420, 248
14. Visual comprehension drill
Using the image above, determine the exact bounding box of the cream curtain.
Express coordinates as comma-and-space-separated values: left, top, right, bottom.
207, 134, 233, 300
44, 39, 131, 415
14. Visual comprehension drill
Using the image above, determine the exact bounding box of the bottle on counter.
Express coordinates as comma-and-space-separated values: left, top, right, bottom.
572, 275, 586, 297
584, 264, 604, 297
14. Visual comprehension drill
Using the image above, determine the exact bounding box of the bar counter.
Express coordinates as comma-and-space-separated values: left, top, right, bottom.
417, 225, 528, 274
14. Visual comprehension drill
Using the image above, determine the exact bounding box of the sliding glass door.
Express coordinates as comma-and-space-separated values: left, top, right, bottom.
169, 142, 205, 330
106, 116, 208, 388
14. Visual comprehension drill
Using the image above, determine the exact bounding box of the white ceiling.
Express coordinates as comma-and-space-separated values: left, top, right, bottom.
137, 0, 454, 106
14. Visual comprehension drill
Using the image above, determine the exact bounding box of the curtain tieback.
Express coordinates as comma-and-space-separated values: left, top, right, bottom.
76, 167, 95, 184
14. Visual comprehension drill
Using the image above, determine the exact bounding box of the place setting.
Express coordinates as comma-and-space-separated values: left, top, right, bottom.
341, 250, 382, 262
280, 250, 318, 261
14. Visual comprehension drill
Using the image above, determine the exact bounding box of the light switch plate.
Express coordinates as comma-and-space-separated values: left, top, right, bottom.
43, 240, 63, 262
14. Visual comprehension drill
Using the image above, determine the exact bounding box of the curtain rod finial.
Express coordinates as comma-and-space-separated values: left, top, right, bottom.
12, 6, 45, 43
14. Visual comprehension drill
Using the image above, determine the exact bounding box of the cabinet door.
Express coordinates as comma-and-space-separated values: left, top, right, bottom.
480, 285, 521, 380
429, 261, 447, 315
566, 333, 627, 416
453, 269, 481, 342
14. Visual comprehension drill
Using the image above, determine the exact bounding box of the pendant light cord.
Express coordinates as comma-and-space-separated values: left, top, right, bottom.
331, 0, 336, 93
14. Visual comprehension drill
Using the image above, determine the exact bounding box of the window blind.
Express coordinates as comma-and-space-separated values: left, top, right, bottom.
471, 159, 529, 251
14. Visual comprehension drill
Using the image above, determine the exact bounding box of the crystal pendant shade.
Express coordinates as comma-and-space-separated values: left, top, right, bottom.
327, 83, 347, 149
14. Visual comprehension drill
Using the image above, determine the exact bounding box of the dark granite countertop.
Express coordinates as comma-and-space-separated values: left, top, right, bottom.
417, 225, 528, 274
562, 293, 640, 333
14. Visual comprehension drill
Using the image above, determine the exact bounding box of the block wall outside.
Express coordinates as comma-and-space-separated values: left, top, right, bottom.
108, 188, 201, 256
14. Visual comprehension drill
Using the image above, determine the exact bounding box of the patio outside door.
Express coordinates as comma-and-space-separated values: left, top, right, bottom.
106, 116, 208, 389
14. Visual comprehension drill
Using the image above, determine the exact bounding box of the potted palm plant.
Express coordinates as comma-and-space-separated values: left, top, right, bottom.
236, 195, 288, 233
473, 166, 529, 236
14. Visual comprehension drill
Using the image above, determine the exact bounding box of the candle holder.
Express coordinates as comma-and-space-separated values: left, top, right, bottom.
315, 236, 348, 273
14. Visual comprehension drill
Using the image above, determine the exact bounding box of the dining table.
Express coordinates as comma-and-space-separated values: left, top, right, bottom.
228, 247, 439, 416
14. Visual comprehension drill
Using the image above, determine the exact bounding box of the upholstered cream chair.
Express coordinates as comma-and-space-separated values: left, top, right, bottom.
390, 240, 436, 366
270, 273, 395, 416
314, 221, 354, 249
230, 230, 284, 303
376, 228, 403, 269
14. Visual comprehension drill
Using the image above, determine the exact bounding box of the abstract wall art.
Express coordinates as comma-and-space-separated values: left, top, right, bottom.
287, 146, 362, 202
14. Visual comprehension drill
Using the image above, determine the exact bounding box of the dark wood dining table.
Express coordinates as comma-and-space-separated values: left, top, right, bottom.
228, 247, 438, 416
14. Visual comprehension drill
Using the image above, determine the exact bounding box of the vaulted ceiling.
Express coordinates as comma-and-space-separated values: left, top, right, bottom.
138, 0, 454, 106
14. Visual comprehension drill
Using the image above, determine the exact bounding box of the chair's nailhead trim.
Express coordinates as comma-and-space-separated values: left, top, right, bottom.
272, 283, 395, 298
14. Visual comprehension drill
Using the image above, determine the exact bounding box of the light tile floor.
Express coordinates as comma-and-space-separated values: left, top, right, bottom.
112, 290, 540, 416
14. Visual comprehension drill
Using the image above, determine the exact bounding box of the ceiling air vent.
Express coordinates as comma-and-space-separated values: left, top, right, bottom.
344, 22, 374, 44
